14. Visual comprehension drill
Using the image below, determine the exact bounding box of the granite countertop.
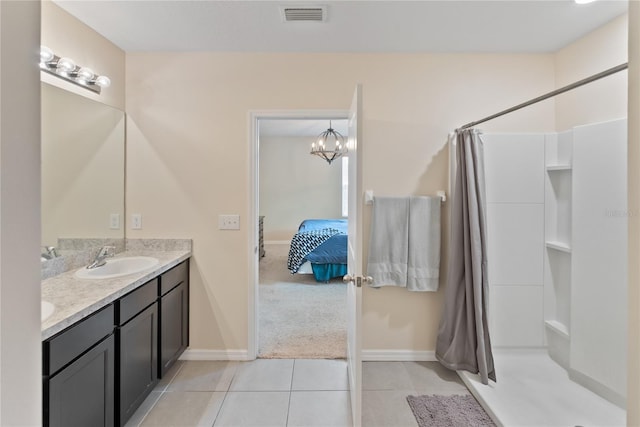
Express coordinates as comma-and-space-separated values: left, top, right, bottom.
41, 249, 191, 340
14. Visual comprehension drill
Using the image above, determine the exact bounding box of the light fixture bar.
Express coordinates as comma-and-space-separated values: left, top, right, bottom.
39, 46, 111, 94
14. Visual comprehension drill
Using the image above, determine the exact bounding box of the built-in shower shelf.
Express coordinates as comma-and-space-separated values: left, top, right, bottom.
546, 164, 572, 171
545, 241, 571, 253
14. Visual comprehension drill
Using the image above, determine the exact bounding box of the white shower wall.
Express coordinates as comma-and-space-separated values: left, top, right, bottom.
482, 118, 628, 406
484, 133, 546, 347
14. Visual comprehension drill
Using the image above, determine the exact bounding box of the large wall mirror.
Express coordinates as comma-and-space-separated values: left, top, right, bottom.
41, 83, 125, 250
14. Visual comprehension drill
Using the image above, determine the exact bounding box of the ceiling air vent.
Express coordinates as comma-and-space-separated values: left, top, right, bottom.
281, 6, 326, 22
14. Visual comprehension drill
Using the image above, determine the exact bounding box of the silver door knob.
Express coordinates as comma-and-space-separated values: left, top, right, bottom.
342, 275, 373, 286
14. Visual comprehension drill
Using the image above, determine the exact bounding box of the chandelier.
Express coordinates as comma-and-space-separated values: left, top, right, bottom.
310, 121, 347, 165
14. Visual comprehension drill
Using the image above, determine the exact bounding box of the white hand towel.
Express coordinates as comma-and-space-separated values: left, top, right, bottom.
367, 197, 409, 287
407, 196, 441, 291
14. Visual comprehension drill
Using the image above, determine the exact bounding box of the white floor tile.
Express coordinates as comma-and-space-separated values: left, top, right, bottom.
362, 361, 414, 391
362, 390, 418, 427
124, 391, 163, 427
402, 361, 468, 395
140, 391, 225, 427
167, 361, 238, 392
230, 359, 294, 391
214, 391, 290, 427
292, 359, 348, 391
287, 391, 352, 427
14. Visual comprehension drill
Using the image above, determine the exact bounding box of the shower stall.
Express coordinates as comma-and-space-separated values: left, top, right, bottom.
457, 118, 628, 426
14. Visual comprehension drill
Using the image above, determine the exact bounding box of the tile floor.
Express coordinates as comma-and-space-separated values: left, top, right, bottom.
362, 361, 470, 427
125, 359, 469, 427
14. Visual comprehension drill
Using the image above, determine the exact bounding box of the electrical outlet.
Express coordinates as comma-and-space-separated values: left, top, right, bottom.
109, 213, 120, 230
132, 214, 142, 230
219, 214, 240, 230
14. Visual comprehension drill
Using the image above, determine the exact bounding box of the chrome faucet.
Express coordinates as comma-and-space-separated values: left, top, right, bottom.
87, 246, 115, 269
41, 246, 58, 260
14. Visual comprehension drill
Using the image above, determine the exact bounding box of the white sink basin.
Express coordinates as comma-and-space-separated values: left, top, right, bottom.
75, 256, 160, 280
42, 301, 55, 322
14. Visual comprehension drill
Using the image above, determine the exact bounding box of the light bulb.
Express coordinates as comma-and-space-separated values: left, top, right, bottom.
574, 0, 596, 3
40, 46, 54, 63
77, 67, 95, 82
56, 57, 76, 73
95, 75, 111, 88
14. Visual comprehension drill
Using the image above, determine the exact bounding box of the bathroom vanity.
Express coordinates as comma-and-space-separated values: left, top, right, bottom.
42, 251, 190, 427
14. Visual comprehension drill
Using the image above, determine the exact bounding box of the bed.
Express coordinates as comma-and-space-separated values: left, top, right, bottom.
286, 219, 348, 282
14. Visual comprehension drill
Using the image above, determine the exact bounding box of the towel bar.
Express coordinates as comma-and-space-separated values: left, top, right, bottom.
364, 190, 446, 205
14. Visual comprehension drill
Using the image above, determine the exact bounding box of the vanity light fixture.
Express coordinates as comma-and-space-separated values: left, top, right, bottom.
39, 46, 111, 94
310, 120, 348, 165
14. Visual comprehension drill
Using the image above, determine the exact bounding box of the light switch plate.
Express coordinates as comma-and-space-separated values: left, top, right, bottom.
132, 214, 142, 230
109, 213, 120, 230
219, 214, 240, 230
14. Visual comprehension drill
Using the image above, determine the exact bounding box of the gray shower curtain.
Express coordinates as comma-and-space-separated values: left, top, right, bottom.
435, 128, 495, 384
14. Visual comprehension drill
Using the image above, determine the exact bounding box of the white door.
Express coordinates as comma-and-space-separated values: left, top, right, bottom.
345, 84, 363, 427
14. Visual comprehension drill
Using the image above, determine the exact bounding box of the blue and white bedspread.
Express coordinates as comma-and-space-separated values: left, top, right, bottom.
287, 219, 348, 275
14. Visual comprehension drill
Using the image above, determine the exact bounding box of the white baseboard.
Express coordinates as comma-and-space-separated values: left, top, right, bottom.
180, 348, 435, 362
362, 350, 437, 362
179, 348, 252, 361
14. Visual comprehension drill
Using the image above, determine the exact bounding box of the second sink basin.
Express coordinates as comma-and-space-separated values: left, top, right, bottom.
75, 256, 160, 280
42, 301, 55, 322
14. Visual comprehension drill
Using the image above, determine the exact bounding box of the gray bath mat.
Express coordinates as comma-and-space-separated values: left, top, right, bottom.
406, 394, 496, 427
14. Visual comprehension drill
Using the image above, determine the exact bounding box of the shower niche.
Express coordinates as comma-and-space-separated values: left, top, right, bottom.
544, 130, 573, 369
544, 118, 628, 407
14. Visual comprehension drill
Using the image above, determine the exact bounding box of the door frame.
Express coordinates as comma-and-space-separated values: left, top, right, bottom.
247, 109, 350, 359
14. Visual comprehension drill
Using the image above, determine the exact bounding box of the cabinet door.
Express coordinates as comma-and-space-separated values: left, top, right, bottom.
159, 280, 189, 377
47, 335, 115, 427
118, 302, 158, 426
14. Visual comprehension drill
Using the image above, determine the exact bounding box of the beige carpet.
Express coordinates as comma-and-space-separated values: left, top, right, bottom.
258, 243, 347, 359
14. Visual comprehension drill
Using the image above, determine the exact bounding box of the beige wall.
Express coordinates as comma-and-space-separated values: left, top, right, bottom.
259, 135, 343, 241
555, 15, 628, 130
41, 0, 125, 110
126, 52, 556, 352
0, 1, 42, 424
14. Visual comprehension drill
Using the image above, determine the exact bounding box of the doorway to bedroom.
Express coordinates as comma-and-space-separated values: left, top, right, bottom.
254, 116, 349, 360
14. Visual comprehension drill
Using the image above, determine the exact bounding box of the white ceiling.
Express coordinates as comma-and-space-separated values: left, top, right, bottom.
53, 0, 628, 53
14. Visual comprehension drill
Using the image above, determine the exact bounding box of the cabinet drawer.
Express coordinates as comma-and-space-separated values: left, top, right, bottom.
160, 261, 188, 296
117, 279, 158, 326
44, 305, 114, 376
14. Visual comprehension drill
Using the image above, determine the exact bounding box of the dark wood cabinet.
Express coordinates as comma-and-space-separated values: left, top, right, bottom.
43, 258, 190, 426
44, 306, 115, 427
116, 279, 159, 426
158, 260, 189, 378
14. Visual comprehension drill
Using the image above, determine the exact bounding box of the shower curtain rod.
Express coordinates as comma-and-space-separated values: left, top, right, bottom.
458, 62, 628, 130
